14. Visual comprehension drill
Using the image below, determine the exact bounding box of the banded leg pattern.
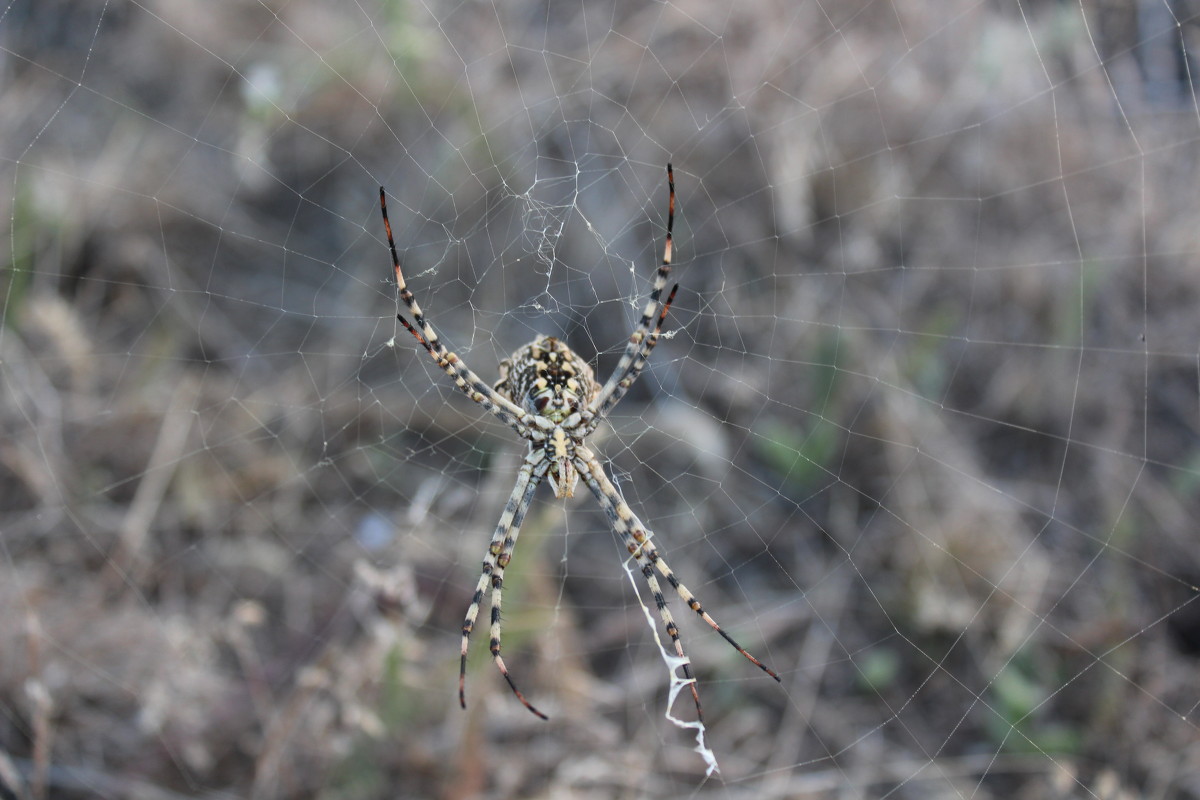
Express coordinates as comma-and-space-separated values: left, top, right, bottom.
381, 187, 531, 435
576, 447, 780, 721
459, 453, 548, 718
589, 163, 680, 416
592, 282, 679, 423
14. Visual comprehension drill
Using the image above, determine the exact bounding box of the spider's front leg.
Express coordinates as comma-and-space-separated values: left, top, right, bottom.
380, 186, 533, 438
588, 163, 680, 422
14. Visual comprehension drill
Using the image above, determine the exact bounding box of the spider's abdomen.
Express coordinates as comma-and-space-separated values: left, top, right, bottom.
495, 336, 597, 423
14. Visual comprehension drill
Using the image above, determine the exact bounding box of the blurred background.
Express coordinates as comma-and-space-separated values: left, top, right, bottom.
2, 0, 1200, 797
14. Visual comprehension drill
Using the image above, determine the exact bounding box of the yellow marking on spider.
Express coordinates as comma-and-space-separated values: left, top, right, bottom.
551, 427, 569, 458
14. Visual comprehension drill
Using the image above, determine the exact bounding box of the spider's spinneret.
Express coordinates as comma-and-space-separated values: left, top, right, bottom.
496, 336, 597, 499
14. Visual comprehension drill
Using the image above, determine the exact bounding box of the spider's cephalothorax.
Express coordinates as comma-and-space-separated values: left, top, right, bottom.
495, 336, 598, 498
381, 164, 780, 724
495, 336, 598, 423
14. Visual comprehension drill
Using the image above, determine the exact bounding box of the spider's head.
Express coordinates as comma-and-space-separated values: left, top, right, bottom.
495, 336, 597, 425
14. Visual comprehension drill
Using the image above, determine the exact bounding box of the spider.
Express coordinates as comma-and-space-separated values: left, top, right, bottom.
380, 164, 780, 721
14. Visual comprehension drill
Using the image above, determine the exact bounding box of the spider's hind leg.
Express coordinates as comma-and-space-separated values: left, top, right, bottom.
575, 450, 707, 720
575, 448, 781, 722
459, 455, 549, 719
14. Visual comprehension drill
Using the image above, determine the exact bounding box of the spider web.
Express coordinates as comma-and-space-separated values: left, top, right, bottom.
3, 0, 1200, 797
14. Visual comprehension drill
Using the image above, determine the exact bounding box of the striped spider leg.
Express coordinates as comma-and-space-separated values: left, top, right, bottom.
381, 164, 779, 722
463, 451, 551, 718
583, 164, 678, 432
380, 187, 535, 439
381, 186, 552, 717
574, 445, 780, 721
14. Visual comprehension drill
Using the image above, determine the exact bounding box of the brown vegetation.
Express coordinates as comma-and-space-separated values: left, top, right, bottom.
2, 0, 1199, 797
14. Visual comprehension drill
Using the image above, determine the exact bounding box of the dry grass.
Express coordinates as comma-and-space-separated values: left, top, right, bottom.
2, 0, 1200, 797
